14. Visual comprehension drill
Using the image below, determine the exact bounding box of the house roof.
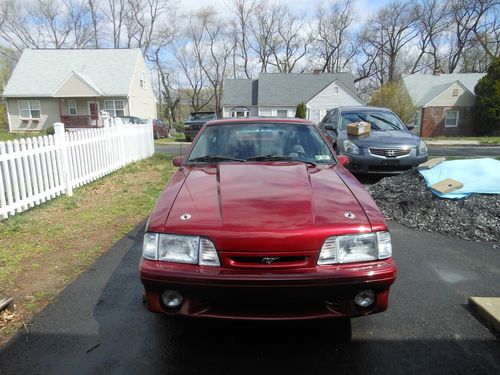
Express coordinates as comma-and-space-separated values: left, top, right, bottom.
223, 79, 258, 106
402, 73, 486, 107
257, 73, 356, 106
222, 72, 358, 107
3, 48, 141, 97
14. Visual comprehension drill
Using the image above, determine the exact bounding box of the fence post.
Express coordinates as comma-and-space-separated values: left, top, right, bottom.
54, 122, 73, 197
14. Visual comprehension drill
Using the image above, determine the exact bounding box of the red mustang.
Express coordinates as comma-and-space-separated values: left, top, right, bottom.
140, 118, 396, 324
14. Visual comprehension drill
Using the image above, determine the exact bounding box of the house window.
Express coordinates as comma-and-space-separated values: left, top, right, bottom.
232, 111, 248, 118
444, 110, 459, 127
452, 88, 459, 97
277, 109, 287, 118
139, 71, 146, 89
68, 100, 77, 115
19, 100, 41, 119
104, 100, 125, 117
333, 86, 339, 94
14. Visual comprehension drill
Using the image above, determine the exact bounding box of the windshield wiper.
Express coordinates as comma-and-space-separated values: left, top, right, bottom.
370, 115, 401, 130
246, 155, 316, 166
188, 155, 245, 163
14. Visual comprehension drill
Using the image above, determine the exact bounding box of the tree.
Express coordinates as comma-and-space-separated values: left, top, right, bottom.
295, 102, 307, 119
370, 81, 415, 123
474, 58, 500, 135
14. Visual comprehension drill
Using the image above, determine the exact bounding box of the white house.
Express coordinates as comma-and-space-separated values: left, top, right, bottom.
3, 48, 157, 132
222, 72, 364, 123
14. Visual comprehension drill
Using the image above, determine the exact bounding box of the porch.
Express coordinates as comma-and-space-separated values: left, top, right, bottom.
58, 98, 100, 128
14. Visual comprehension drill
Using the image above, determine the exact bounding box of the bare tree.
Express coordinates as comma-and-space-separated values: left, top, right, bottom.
249, 1, 282, 73
447, 0, 497, 73
174, 42, 214, 111
227, 0, 257, 79
313, 0, 357, 73
103, 0, 126, 48
270, 7, 314, 73
411, 0, 450, 74
88, 0, 101, 48
362, 0, 419, 83
188, 8, 235, 116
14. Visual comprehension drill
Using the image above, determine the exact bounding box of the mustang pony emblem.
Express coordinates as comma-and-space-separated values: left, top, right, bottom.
261, 257, 280, 264
180, 213, 192, 221
344, 211, 356, 219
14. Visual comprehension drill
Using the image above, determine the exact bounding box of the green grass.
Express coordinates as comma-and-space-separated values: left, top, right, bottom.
424, 136, 500, 145
155, 133, 187, 144
0, 153, 176, 343
0, 129, 44, 142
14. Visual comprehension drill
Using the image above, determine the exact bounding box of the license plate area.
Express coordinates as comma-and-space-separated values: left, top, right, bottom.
381, 160, 400, 166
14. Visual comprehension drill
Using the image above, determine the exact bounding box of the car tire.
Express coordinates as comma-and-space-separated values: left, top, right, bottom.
154, 130, 160, 140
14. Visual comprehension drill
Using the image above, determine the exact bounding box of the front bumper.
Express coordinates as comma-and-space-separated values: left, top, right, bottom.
140, 258, 397, 320
341, 148, 427, 174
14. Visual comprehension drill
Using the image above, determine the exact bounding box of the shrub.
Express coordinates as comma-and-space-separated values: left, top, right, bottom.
474, 58, 500, 135
295, 102, 307, 119
370, 81, 415, 123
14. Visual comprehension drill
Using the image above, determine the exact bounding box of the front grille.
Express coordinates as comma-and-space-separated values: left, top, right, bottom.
226, 255, 309, 269
369, 148, 411, 158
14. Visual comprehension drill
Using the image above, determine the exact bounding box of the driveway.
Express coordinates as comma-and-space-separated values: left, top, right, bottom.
0, 222, 498, 375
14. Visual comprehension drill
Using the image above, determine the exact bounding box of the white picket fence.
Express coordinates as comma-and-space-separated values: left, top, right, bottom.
0, 122, 154, 219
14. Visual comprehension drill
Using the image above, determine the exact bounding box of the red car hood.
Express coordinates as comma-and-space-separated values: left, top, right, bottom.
150, 163, 376, 252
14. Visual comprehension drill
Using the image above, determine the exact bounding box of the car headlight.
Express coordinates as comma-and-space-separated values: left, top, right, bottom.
317, 231, 392, 265
418, 140, 427, 155
343, 140, 360, 155
142, 233, 220, 266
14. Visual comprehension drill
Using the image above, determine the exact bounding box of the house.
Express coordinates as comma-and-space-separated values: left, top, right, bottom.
222, 72, 364, 123
3, 48, 156, 132
402, 73, 486, 137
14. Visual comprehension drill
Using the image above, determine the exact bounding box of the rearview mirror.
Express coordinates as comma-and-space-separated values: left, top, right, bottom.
173, 156, 184, 167
337, 155, 349, 166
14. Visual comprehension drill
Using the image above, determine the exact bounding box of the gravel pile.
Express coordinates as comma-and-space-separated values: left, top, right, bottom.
368, 169, 500, 243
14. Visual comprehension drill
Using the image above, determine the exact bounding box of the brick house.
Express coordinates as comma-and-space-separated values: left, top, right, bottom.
402, 73, 485, 137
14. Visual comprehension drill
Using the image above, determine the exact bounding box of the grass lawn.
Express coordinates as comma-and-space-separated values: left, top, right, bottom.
0, 153, 175, 345
424, 136, 500, 145
0, 129, 44, 142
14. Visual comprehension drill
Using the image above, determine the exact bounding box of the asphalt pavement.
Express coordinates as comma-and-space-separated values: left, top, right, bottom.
0, 222, 498, 375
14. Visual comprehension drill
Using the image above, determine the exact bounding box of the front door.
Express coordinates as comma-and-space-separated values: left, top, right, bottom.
88, 101, 100, 117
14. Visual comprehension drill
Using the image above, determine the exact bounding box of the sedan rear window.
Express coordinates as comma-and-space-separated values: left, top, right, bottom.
188, 123, 335, 164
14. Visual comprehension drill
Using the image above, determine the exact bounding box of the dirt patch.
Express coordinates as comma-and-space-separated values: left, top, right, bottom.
0, 154, 174, 346
368, 169, 500, 243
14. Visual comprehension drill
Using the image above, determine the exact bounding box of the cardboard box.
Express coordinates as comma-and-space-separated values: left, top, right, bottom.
347, 121, 371, 136
417, 157, 446, 170
430, 178, 464, 194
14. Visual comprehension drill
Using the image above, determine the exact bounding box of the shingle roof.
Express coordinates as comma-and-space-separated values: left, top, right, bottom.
257, 73, 356, 105
402, 73, 486, 106
3, 48, 141, 97
223, 79, 258, 106
222, 72, 358, 107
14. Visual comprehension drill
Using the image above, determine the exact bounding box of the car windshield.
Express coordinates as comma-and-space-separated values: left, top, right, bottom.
340, 111, 405, 131
187, 123, 335, 165
188, 113, 216, 121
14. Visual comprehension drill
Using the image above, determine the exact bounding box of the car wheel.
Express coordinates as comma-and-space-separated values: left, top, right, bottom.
154, 130, 160, 140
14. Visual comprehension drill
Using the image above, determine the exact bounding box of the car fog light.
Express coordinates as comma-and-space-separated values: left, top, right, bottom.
161, 290, 182, 308
354, 290, 375, 307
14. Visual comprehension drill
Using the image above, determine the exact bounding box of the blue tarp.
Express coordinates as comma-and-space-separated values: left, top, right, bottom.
418, 158, 500, 199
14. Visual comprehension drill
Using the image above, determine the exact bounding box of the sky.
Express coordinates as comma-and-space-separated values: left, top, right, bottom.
174, 0, 390, 20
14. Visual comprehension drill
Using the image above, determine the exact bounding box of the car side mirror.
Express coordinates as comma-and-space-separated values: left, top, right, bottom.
173, 156, 184, 167
406, 124, 415, 131
337, 155, 349, 166
324, 125, 335, 131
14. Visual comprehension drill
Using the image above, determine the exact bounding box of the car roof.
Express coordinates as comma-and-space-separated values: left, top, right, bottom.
206, 117, 315, 126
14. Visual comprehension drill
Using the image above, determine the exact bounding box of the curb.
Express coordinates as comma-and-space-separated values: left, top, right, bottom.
468, 297, 500, 333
